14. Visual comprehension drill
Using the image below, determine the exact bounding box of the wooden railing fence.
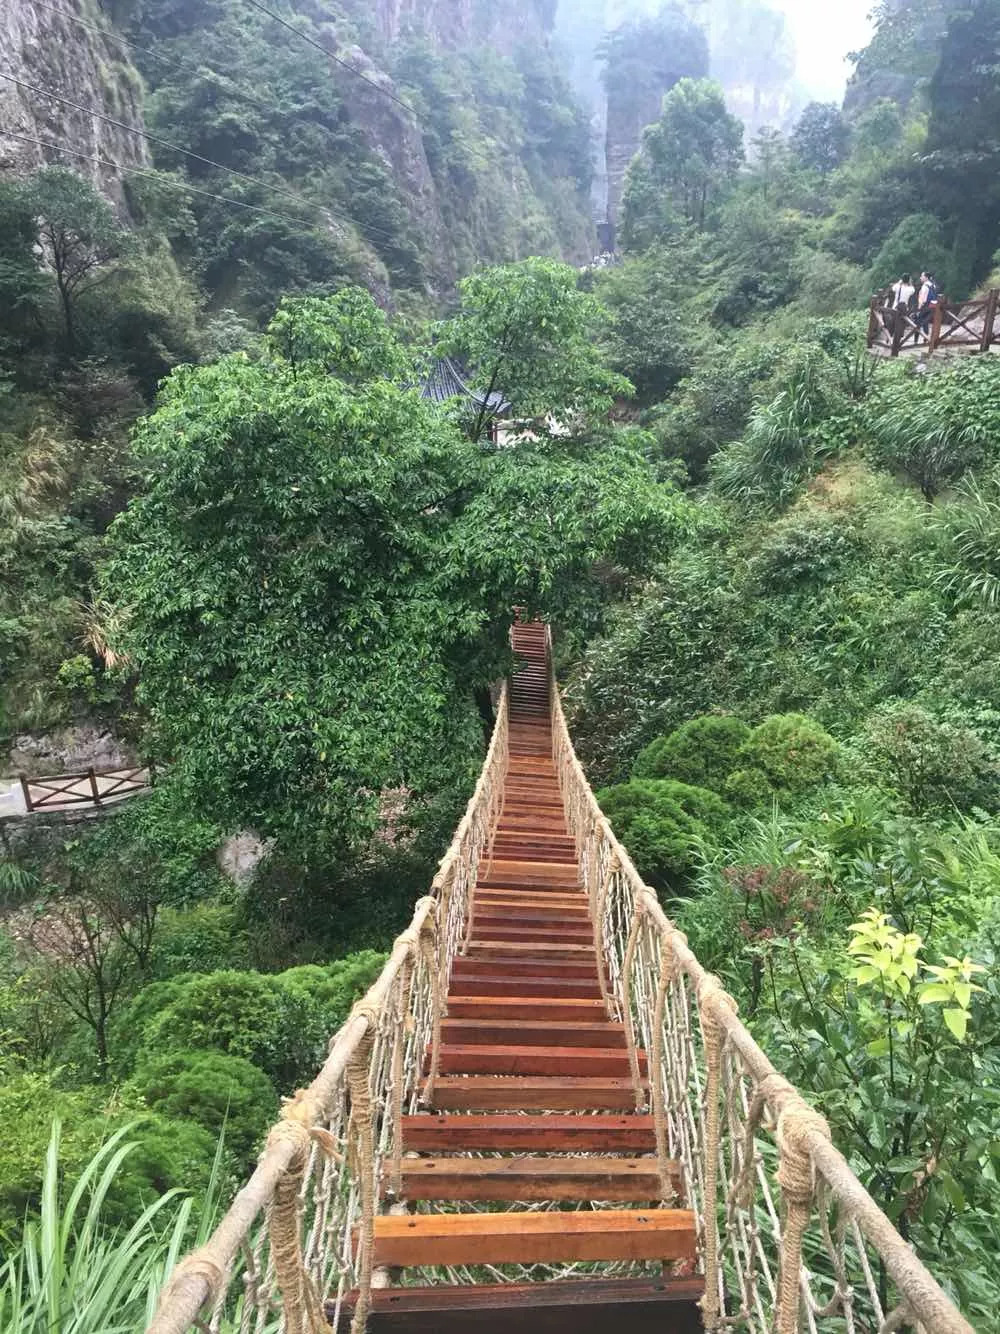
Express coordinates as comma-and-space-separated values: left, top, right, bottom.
868, 288, 1000, 357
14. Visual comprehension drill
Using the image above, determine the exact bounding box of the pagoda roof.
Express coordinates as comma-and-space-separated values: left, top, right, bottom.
420, 358, 510, 414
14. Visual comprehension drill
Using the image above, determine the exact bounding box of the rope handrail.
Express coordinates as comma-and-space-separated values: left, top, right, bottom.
146, 683, 510, 1334
545, 628, 973, 1334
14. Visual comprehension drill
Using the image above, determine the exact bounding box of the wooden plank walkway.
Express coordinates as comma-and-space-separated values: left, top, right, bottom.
340, 621, 701, 1331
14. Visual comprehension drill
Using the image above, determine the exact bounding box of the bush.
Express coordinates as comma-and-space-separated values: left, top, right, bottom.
150, 902, 251, 979
128, 1051, 277, 1163
597, 779, 729, 889
0, 1073, 220, 1239
634, 715, 751, 792
114, 950, 385, 1089
740, 714, 840, 793
865, 705, 1000, 813
747, 510, 861, 592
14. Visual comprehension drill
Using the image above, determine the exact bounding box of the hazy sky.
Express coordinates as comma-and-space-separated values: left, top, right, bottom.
774, 0, 875, 101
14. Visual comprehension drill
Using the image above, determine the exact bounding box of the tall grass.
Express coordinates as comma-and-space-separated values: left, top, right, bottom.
0, 1120, 226, 1334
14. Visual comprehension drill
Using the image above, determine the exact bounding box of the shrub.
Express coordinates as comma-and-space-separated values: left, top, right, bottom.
597, 779, 729, 889
115, 950, 385, 1089
740, 714, 840, 793
634, 715, 751, 792
150, 902, 251, 979
865, 705, 1000, 813
0, 1073, 220, 1239
128, 1051, 277, 1164
747, 510, 861, 592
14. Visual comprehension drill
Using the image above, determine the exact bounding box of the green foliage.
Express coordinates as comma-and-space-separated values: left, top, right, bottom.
149, 903, 251, 979
128, 1051, 276, 1163
868, 212, 951, 292
865, 704, 1000, 814
114, 951, 385, 1089
634, 715, 751, 792
0, 1076, 221, 1242
104, 287, 680, 854
622, 78, 744, 238
596, 778, 729, 889
740, 713, 840, 793
440, 258, 632, 438
0, 1119, 222, 1333
267, 290, 410, 383
935, 470, 1000, 607
790, 102, 851, 175
595, 251, 702, 405
712, 355, 836, 507
866, 358, 1000, 500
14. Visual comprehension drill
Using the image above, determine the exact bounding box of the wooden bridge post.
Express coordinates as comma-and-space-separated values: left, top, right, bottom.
982, 289, 1000, 353
929, 300, 945, 355
88, 767, 102, 806
890, 307, 904, 358
19, 774, 34, 814
867, 297, 880, 350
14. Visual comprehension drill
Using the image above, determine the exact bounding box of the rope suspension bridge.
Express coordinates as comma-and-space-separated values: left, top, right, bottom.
148, 622, 974, 1334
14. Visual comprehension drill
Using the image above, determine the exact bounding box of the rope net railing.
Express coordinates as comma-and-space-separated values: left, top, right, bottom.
545, 631, 974, 1334
146, 684, 510, 1334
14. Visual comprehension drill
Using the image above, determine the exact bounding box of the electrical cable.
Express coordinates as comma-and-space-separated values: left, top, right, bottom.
30, 0, 193, 77
0, 71, 406, 247
241, 0, 418, 119
1, 71, 329, 213
2, 128, 336, 236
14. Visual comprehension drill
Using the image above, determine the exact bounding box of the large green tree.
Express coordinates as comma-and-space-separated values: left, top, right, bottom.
622, 79, 745, 238
104, 288, 683, 857
438, 258, 632, 441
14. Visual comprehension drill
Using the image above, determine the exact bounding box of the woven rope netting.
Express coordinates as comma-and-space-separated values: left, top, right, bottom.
146, 643, 973, 1334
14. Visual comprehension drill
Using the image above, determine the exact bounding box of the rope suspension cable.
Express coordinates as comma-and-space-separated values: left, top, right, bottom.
241, 0, 420, 120
0, 72, 407, 248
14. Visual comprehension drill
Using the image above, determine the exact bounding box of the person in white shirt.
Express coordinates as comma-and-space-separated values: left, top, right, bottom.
892, 273, 915, 310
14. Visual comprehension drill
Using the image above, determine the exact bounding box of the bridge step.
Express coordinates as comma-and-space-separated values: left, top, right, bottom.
366, 1209, 696, 1267
429, 1076, 645, 1111
400, 1113, 656, 1153
397, 1156, 679, 1202
433, 1045, 645, 1079
452, 957, 599, 979
447, 975, 604, 1000
440, 1019, 626, 1049
332, 1278, 704, 1334
444, 997, 609, 1022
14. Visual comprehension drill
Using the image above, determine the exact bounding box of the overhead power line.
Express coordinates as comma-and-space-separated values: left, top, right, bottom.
241, 0, 419, 120
1, 71, 325, 214
0, 70, 405, 248
2, 129, 330, 235
30, 0, 191, 77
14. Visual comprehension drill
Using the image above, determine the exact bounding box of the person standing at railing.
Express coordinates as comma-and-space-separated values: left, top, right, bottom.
885, 273, 916, 339
917, 271, 940, 335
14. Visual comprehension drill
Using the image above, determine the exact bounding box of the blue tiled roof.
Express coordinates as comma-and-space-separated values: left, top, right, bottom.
420, 358, 510, 414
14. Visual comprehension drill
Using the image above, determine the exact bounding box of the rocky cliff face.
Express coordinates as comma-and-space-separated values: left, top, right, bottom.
371, 0, 555, 52
0, 0, 148, 202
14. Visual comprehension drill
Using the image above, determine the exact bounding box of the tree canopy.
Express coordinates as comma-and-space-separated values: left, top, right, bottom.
104, 284, 684, 857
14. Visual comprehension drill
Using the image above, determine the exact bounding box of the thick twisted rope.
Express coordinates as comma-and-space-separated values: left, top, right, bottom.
620, 899, 649, 1112
267, 1091, 335, 1334
650, 927, 685, 1203
420, 905, 444, 1105
387, 954, 415, 1199
593, 851, 620, 1018
775, 1100, 833, 1334
345, 1004, 381, 1334
698, 973, 740, 1331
